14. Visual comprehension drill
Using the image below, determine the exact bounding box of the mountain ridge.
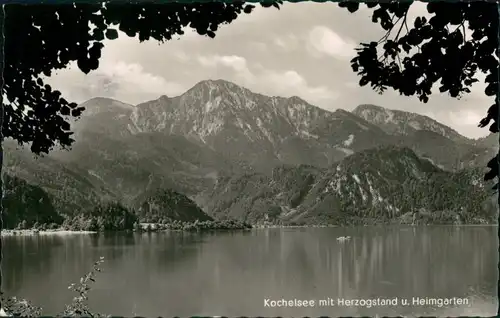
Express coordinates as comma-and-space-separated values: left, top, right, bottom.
352, 104, 472, 143
202, 146, 496, 225
4, 78, 497, 226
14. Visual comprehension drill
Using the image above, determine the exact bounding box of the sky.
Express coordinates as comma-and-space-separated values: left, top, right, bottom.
45, 2, 491, 139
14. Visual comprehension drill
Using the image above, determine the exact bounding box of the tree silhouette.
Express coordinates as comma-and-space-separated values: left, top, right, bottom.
338, 2, 499, 189
2, 1, 281, 155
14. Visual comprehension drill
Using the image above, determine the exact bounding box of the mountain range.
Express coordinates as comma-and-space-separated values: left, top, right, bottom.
3, 79, 498, 226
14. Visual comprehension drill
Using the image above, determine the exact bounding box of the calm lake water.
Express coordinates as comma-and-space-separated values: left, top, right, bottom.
2, 226, 498, 317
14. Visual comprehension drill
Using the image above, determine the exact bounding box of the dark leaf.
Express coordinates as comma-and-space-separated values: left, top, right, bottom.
243, 4, 254, 14
339, 2, 359, 13
206, 30, 215, 38
105, 28, 119, 40
485, 82, 497, 96
60, 106, 70, 116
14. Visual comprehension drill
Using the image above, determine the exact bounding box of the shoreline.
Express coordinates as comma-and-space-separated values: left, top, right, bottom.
253, 223, 498, 228
1, 229, 97, 237
252, 224, 336, 229
2, 223, 497, 237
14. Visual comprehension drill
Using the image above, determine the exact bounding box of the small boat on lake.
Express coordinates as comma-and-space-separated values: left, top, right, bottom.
336, 236, 351, 242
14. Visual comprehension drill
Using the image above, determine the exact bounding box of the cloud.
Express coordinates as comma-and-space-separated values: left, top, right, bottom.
345, 81, 359, 89
273, 34, 299, 50
45, 58, 185, 105
97, 61, 185, 99
196, 54, 337, 105
198, 55, 248, 72
171, 50, 190, 62
247, 41, 268, 52
448, 109, 483, 127
260, 69, 337, 102
307, 26, 356, 59
197, 54, 255, 83
420, 108, 485, 138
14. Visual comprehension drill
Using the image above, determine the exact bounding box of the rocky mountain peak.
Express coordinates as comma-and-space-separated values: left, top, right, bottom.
188, 79, 252, 97
194, 78, 241, 89
352, 104, 468, 143
79, 97, 134, 117
332, 108, 355, 117
71, 97, 135, 136
287, 95, 308, 104
352, 104, 382, 111
352, 104, 403, 124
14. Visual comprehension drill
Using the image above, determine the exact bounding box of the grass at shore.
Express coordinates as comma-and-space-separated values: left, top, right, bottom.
1, 258, 107, 317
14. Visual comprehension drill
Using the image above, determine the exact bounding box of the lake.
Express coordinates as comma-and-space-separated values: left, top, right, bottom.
2, 226, 498, 317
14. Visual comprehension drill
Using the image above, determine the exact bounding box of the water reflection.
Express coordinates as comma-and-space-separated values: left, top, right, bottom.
2, 226, 497, 316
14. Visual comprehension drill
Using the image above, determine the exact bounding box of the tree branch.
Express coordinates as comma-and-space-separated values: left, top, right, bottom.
378, 14, 399, 43
394, 11, 408, 42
